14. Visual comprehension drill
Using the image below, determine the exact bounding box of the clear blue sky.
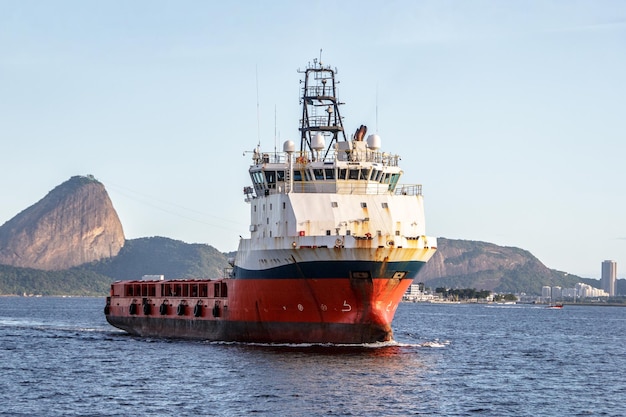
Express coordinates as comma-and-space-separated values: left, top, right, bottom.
1, 1, 624, 279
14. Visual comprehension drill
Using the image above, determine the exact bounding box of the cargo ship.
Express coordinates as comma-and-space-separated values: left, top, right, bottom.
104, 59, 437, 344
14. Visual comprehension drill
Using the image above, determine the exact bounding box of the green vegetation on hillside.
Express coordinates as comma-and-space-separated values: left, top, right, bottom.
434, 287, 492, 300
0, 237, 231, 296
88, 236, 229, 281
0, 264, 111, 296
427, 265, 607, 295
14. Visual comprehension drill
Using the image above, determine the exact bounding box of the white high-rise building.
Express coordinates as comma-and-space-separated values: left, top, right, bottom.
601, 260, 617, 297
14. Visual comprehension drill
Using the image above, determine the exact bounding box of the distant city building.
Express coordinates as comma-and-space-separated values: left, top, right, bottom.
403, 284, 437, 302
576, 282, 609, 298
601, 260, 617, 297
561, 288, 577, 298
542, 284, 607, 300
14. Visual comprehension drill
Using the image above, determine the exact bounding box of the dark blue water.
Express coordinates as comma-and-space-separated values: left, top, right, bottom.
1, 297, 624, 416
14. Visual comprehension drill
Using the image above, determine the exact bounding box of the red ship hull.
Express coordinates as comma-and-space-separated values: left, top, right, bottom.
105, 275, 413, 344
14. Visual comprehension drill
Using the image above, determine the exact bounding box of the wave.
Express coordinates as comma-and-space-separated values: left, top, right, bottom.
0, 318, 114, 335
200, 338, 450, 350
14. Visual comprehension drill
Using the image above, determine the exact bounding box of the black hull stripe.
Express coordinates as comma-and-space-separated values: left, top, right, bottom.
233, 260, 426, 279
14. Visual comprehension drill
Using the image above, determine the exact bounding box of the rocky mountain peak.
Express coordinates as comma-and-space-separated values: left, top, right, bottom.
0, 175, 125, 270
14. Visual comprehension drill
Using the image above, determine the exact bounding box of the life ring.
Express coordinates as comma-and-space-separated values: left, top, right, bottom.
159, 303, 168, 315
143, 303, 151, 315
194, 304, 202, 317
365, 232, 372, 239
129, 303, 137, 315
296, 156, 308, 164
177, 304, 185, 316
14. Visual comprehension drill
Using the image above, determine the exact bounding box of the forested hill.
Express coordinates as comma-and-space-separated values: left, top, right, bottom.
417, 238, 602, 294
0, 237, 230, 296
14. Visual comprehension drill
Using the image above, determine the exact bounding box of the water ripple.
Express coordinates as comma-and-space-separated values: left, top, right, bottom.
1, 298, 625, 416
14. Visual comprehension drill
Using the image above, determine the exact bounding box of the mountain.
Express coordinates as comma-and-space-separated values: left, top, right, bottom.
0, 175, 125, 270
85, 236, 229, 281
0, 237, 230, 296
416, 238, 588, 294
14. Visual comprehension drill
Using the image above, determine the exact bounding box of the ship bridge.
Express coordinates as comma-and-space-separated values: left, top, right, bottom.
246, 139, 421, 199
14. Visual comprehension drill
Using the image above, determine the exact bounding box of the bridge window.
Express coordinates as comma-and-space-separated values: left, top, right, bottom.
265, 171, 276, 188
293, 170, 303, 181
314, 169, 324, 180
349, 169, 359, 180
252, 171, 264, 186
389, 173, 401, 191
325, 168, 335, 180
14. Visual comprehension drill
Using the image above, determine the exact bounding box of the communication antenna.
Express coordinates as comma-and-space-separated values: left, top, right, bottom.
256, 64, 261, 147
274, 105, 277, 159
376, 83, 379, 133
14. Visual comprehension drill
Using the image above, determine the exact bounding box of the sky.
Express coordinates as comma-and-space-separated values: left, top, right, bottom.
1, 0, 624, 279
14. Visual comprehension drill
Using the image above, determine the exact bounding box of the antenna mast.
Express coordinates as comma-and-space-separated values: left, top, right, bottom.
297, 58, 346, 156
256, 65, 261, 147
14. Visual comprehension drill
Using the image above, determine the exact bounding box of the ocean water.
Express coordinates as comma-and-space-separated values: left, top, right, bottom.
0, 297, 624, 417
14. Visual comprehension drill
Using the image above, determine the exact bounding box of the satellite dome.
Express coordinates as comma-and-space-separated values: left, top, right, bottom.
283, 140, 295, 153
367, 134, 381, 150
312, 133, 325, 151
